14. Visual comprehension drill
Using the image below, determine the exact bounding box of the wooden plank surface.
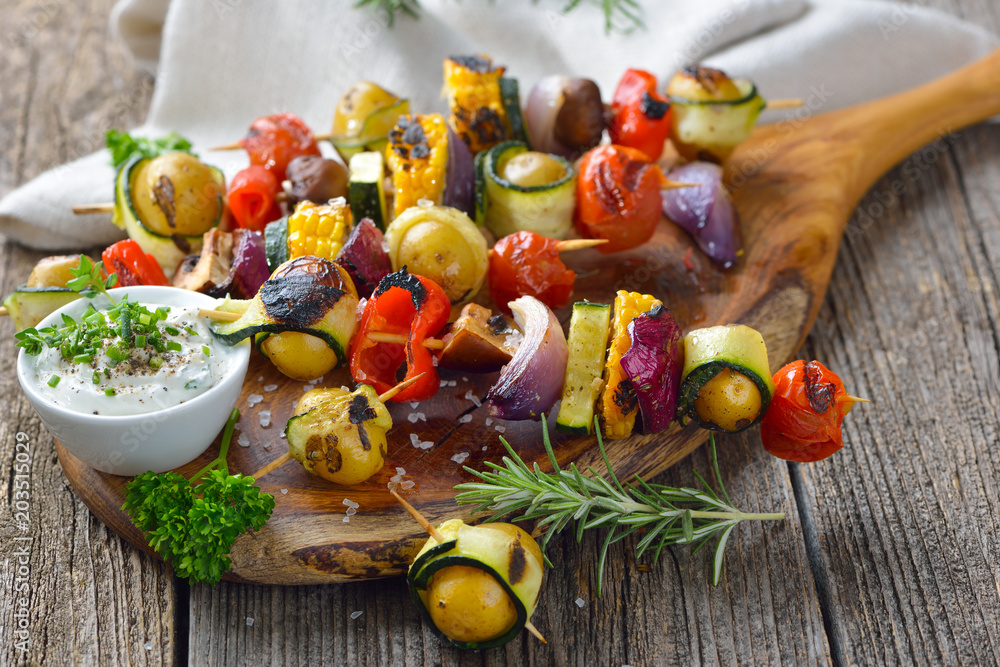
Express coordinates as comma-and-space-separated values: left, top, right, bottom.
0, 0, 998, 665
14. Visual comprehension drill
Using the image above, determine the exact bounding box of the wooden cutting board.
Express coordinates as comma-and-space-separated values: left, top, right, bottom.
56, 48, 1000, 585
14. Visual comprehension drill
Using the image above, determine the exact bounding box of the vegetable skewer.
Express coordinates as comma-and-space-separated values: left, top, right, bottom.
250, 373, 425, 480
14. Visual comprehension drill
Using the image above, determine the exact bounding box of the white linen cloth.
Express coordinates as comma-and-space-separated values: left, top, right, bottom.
1, 0, 995, 250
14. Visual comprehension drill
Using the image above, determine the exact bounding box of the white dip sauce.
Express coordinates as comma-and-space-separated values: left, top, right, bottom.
29, 304, 237, 416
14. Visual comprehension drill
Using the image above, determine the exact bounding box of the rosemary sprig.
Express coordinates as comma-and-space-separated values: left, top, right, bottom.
454, 416, 784, 593
354, 0, 644, 34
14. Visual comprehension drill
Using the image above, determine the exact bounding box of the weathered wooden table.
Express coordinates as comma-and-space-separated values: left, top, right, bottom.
2, 1, 999, 665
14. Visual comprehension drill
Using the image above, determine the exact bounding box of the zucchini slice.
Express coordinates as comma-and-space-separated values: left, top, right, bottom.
483, 141, 576, 239
3, 286, 81, 330
210, 257, 358, 365
263, 217, 289, 273
557, 301, 610, 435
407, 519, 544, 650
347, 151, 388, 231
473, 150, 488, 226
668, 79, 765, 163
112, 155, 225, 278
332, 97, 410, 162
677, 324, 775, 433
499, 77, 529, 145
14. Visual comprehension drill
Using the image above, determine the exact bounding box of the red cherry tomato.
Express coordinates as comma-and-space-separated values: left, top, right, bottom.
760, 360, 860, 463
101, 239, 169, 287
608, 69, 671, 162
574, 145, 663, 253
228, 166, 283, 233
240, 113, 321, 180
489, 231, 575, 315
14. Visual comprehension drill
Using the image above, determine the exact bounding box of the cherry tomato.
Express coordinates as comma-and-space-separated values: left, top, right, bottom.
760, 360, 860, 463
488, 231, 575, 314
228, 166, 283, 233
574, 145, 663, 253
608, 69, 671, 162
240, 113, 321, 180
101, 239, 169, 287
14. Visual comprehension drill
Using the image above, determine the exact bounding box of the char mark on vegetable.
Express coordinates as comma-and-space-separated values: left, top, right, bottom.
622, 159, 650, 192
448, 55, 494, 73
171, 234, 191, 253
348, 393, 378, 425
154, 175, 177, 228
804, 360, 835, 413
596, 162, 627, 214
507, 535, 527, 585
639, 92, 670, 119
374, 267, 427, 310
259, 275, 346, 326
456, 107, 505, 148
613, 380, 637, 415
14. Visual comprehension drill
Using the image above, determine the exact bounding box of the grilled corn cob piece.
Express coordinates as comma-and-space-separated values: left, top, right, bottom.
600, 290, 663, 439
286, 199, 353, 260
443, 55, 508, 155
385, 114, 449, 217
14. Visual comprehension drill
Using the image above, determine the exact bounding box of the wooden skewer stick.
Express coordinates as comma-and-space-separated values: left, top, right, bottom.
766, 98, 804, 110
249, 374, 426, 479
366, 331, 445, 350
389, 488, 548, 645
199, 308, 241, 322
210, 132, 335, 152
555, 239, 608, 252
660, 180, 699, 191
0, 307, 8, 317
846, 396, 871, 404
73, 203, 115, 215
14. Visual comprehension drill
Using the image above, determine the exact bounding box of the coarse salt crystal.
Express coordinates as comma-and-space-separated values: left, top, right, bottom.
420, 440, 434, 450
390, 475, 402, 483
462, 376, 469, 382
485, 418, 493, 426
346, 507, 357, 516
342, 499, 359, 509
280, 431, 286, 438
144, 643, 152, 651
440, 379, 448, 388
387, 481, 399, 491
407, 413, 419, 423
237, 433, 250, 447
410, 433, 421, 447
447, 380, 457, 387
264, 384, 278, 392
451, 452, 470, 464
400, 480, 415, 489
396, 467, 406, 476
257, 376, 264, 382
246, 617, 255, 626
459, 414, 473, 424
464, 390, 481, 407
262, 440, 271, 449
247, 393, 264, 406
575, 598, 586, 608
303, 385, 312, 392
350, 611, 364, 620
340, 385, 350, 392
343, 516, 350, 523
416, 412, 426, 422
259, 410, 271, 428
431, 356, 439, 367
410, 402, 420, 409
482, 446, 488, 451
280, 489, 288, 495
495, 425, 506, 433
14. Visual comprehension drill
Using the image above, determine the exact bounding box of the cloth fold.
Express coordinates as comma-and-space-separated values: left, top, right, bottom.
1, 0, 996, 251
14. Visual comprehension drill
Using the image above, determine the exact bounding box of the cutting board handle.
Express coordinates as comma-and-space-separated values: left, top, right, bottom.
841, 46, 1000, 200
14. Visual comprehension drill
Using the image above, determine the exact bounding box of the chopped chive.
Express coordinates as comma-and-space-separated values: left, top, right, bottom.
202, 345, 210, 357
166, 341, 182, 352
92, 371, 101, 384
139, 314, 151, 326
149, 357, 163, 370
152, 339, 166, 353
164, 326, 180, 336
184, 380, 198, 390
106, 345, 128, 362
105, 388, 117, 397
47, 375, 60, 388
73, 354, 93, 364
185, 326, 198, 336
135, 334, 147, 348
104, 367, 111, 377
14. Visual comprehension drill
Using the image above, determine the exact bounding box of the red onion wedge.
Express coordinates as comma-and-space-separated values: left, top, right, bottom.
219, 229, 269, 299
487, 296, 568, 421
334, 217, 391, 297
443, 127, 476, 217
620, 304, 684, 433
525, 76, 604, 160
662, 162, 743, 269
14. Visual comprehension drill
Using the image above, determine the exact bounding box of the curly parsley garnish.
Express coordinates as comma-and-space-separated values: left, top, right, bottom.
123, 410, 276, 584
106, 129, 195, 169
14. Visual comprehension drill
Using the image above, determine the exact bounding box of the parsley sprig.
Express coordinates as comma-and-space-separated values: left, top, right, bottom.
123, 409, 276, 584
106, 129, 195, 169
455, 416, 785, 593
66, 255, 118, 305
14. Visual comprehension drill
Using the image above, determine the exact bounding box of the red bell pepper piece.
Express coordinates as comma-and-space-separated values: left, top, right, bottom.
228, 165, 283, 232
760, 360, 863, 463
488, 231, 575, 315
608, 69, 671, 162
101, 239, 169, 287
349, 269, 450, 403
240, 113, 321, 181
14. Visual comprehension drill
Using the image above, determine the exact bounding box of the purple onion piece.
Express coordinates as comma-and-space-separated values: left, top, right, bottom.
334, 218, 391, 297
619, 305, 684, 433
525, 76, 574, 158
443, 128, 475, 217
487, 296, 568, 421
662, 162, 743, 269
219, 230, 269, 299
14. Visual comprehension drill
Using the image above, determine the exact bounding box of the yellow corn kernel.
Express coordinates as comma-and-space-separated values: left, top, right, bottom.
600, 291, 663, 440
386, 114, 450, 217
286, 200, 352, 260
443, 55, 507, 155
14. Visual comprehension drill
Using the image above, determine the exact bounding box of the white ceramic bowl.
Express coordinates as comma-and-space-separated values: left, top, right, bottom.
16, 286, 250, 476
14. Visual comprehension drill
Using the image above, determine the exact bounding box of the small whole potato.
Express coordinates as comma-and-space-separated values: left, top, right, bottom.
500, 152, 567, 188
131, 153, 223, 237
425, 566, 518, 644
694, 367, 763, 432
260, 331, 339, 381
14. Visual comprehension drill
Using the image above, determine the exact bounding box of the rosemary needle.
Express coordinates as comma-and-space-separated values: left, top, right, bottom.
454, 415, 785, 594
